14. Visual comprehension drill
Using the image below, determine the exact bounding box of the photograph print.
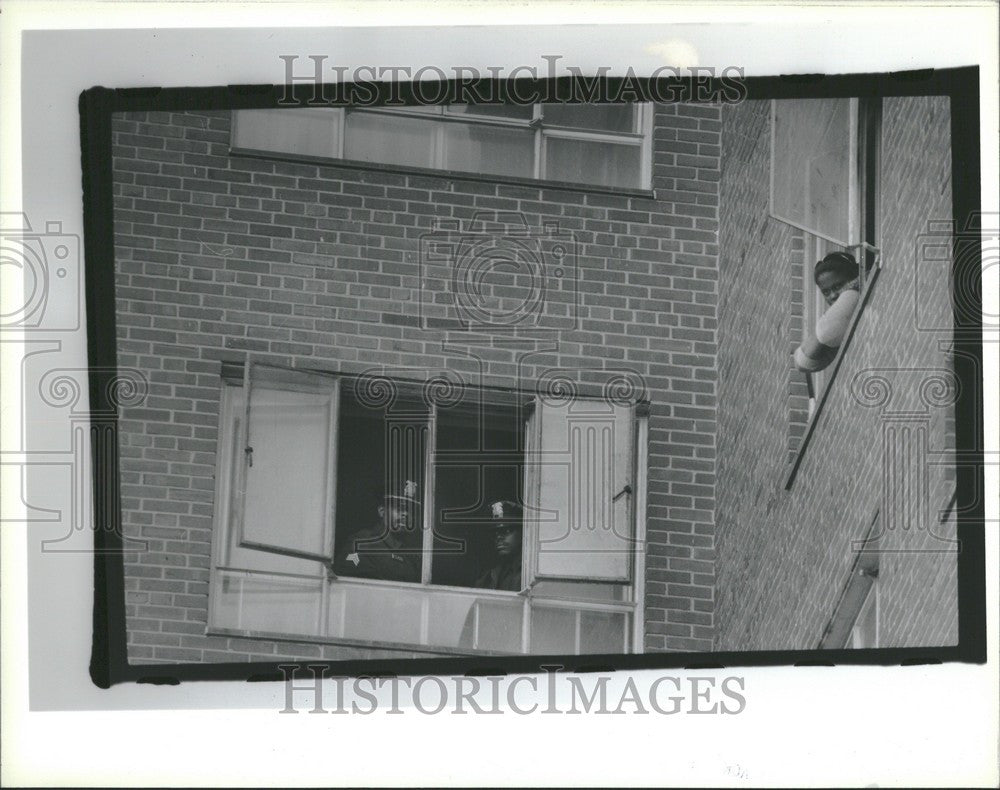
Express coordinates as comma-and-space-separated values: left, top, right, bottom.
81, 66, 985, 681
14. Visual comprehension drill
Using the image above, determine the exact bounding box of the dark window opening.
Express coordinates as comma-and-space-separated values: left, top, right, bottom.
431, 398, 525, 589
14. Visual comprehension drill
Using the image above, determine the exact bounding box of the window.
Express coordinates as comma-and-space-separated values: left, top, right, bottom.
773, 98, 882, 417
231, 103, 654, 190
818, 530, 879, 650
849, 583, 879, 649
208, 362, 645, 655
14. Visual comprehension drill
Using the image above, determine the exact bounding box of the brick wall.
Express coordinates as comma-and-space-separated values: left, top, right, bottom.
715, 96, 958, 650
111, 103, 722, 663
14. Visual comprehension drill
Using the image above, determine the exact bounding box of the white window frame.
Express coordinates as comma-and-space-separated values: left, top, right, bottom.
231, 102, 655, 190
207, 367, 647, 655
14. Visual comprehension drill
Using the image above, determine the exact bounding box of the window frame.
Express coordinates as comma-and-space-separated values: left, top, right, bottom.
849, 581, 879, 649
781, 97, 883, 488
230, 102, 655, 192
206, 366, 647, 656
817, 509, 881, 650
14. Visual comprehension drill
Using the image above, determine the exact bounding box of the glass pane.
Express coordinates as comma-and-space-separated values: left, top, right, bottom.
427, 589, 479, 648
240, 576, 324, 635
579, 609, 628, 653
344, 111, 436, 168
443, 124, 534, 178
447, 103, 534, 121
339, 582, 423, 644
541, 103, 637, 133
430, 590, 522, 652
475, 597, 524, 652
850, 586, 878, 648
332, 384, 428, 584
232, 109, 339, 157
211, 571, 244, 629
544, 138, 641, 188
531, 606, 577, 654
432, 398, 524, 589
212, 570, 324, 637
771, 99, 854, 244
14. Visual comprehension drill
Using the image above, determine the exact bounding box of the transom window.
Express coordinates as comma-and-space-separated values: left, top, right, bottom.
231, 102, 654, 190
208, 362, 645, 655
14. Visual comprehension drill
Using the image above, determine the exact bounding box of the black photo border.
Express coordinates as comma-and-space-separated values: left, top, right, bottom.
80, 67, 987, 688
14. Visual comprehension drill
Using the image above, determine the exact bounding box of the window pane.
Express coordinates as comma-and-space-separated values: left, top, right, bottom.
531, 606, 577, 653
771, 99, 854, 244
344, 111, 437, 168
544, 138, 642, 188
337, 582, 424, 645
427, 589, 480, 648
232, 109, 339, 158
212, 570, 324, 637
333, 384, 428, 584
432, 398, 524, 588
541, 103, 637, 133
326, 580, 524, 652
850, 586, 878, 648
443, 124, 534, 178
447, 103, 534, 121
474, 597, 524, 652
579, 609, 628, 653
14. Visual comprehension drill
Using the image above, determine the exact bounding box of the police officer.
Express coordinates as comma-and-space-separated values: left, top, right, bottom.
331, 479, 422, 584
474, 499, 523, 592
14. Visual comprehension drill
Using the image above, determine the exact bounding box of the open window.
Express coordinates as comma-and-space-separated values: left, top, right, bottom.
524, 395, 635, 586
773, 97, 882, 425
209, 365, 646, 655
233, 362, 339, 562
818, 516, 880, 650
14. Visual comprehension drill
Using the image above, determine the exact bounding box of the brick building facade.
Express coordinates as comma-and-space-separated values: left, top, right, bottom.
109, 93, 958, 664
715, 95, 957, 651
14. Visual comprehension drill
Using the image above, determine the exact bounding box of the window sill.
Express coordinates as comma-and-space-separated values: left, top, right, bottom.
784, 264, 882, 490
230, 146, 656, 199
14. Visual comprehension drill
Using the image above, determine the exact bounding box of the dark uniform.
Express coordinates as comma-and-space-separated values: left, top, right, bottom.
474, 499, 524, 592
331, 479, 422, 584
333, 523, 421, 584
474, 559, 522, 592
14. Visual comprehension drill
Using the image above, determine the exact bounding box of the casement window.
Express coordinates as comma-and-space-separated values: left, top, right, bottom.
848, 582, 879, 649
818, 523, 880, 650
208, 362, 646, 655
771, 97, 882, 417
231, 103, 654, 190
